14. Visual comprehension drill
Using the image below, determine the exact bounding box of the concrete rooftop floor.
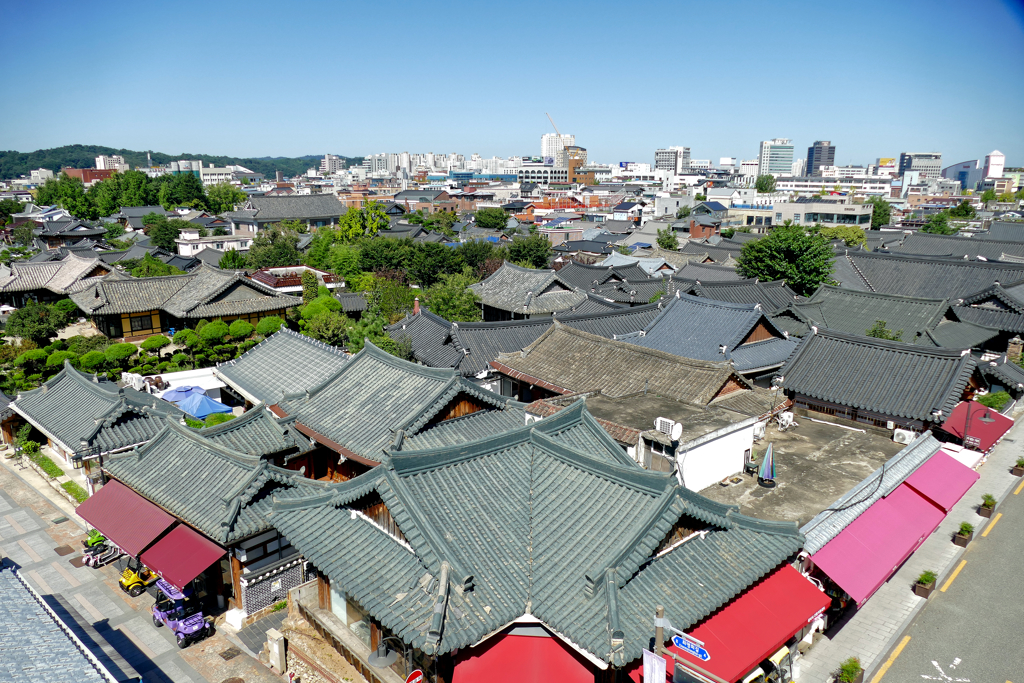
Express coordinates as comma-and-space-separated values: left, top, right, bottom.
698, 416, 905, 525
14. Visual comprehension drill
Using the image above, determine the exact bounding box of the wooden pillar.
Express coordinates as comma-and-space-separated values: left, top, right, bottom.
230, 554, 243, 610
317, 573, 331, 611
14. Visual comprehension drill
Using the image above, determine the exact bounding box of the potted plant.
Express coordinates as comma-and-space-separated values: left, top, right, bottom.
1012, 457, 1024, 477
954, 521, 974, 547
837, 657, 864, 683
914, 570, 937, 598
979, 493, 997, 518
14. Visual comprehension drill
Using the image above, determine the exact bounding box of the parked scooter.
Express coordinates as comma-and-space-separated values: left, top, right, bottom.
84, 544, 123, 568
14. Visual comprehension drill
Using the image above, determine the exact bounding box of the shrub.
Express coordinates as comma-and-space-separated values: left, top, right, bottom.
917, 570, 937, 585
46, 350, 79, 367
976, 391, 1010, 410
105, 342, 138, 366
199, 320, 230, 343
21, 440, 40, 455
981, 493, 996, 508
269, 600, 287, 613
79, 351, 107, 370
205, 413, 236, 427
28, 451, 63, 478
14, 349, 47, 368
173, 329, 198, 347
171, 353, 189, 365
1016, 456, 1024, 468
61, 480, 89, 503
300, 295, 341, 321
184, 417, 205, 428
256, 316, 284, 336
140, 334, 171, 353
228, 319, 255, 340
958, 521, 974, 536
194, 319, 210, 333
838, 657, 862, 683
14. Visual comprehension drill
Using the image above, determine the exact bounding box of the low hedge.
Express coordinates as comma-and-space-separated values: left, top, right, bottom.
61, 480, 89, 503
29, 452, 63, 478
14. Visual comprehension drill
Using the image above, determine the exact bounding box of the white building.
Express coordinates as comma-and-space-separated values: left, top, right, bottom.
775, 176, 892, 196
739, 159, 759, 176
320, 154, 346, 175
688, 159, 711, 171
654, 146, 691, 174
791, 158, 806, 176
30, 168, 54, 183
95, 155, 128, 172
758, 138, 794, 176
984, 150, 1005, 179
541, 133, 574, 161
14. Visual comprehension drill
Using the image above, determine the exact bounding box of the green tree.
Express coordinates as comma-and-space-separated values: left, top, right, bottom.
736, 223, 835, 296
228, 319, 254, 340
423, 269, 483, 322
949, 200, 976, 219
12, 223, 34, 245
304, 227, 335, 269
256, 316, 284, 336
140, 334, 171, 355
105, 222, 125, 240
365, 272, 416, 323
142, 212, 167, 232
218, 250, 248, 269
474, 207, 508, 231
87, 174, 123, 217
408, 242, 465, 287
867, 196, 891, 229
303, 309, 350, 346
14, 349, 48, 373
79, 350, 107, 370
458, 239, 495, 272
980, 189, 997, 203
159, 172, 207, 210
301, 270, 318, 304
148, 218, 192, 251
506, 234, 551, 269
360, 238, 413, 272
328, 243, 362, 280
131, 252, 184, 277
35, 174, 96, 219
206, 182, 246, 214
337, 201, 388, 240
118, 169, 150, 207
46, 350, 79, 368
0, 198, 25, 225
246, 228, 301, 268
4, 300, 63, 344
675, 206, 691, 219
300, 295, 342, 321
656, 227, 679, 250
920, 211, 956, 235
818, 225, 866, 247
199, 320, 230, 343
866, 320, 903, 341
755, 175, 777, 193
104, 342, 138, 369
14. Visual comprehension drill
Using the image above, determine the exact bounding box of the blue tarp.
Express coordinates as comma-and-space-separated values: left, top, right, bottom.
177, 393, 232, 420
160, 385, 206, 402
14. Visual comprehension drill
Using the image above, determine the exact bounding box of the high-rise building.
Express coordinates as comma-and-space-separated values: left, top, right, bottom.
791, 159, 807, 177
898, 152, 942, 179
757, 138, 794, 176
739, 159, 759, 176
984, 150, 1005, 178
806, 141, 835, 176
541, 133, 574, 163
654, 146, 691, 174
95, 155, 128, 172
320, 154, 345, 175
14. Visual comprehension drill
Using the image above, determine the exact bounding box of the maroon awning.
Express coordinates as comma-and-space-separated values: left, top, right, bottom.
76, 479, 176, 556
141, 524, 225, 590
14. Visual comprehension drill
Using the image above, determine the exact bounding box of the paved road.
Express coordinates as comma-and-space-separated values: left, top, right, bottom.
875, 477, 1024, 683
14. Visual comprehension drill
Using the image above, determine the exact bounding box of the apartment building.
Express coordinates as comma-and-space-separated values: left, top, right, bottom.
758, 138, 794, 176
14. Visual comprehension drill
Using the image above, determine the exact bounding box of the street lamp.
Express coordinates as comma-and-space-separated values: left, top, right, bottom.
368, 637, 407, 677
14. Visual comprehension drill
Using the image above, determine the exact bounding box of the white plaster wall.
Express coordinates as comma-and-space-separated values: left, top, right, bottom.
676, 422, 755, 492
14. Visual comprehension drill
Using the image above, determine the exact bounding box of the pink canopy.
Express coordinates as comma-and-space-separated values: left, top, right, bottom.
810, 484, 944, 606
904, 450, 979, 512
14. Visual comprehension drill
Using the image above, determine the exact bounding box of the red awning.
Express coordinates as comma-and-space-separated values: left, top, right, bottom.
76, 479, 176, 556
627, 565, 831, 683
140, 524, 225, 590
810, 483, 944, 606
904, 450, 979, 512
939, 400, 1013, 452
453, 632, 596, 683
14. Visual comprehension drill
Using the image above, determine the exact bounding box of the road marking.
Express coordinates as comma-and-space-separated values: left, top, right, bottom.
74, 593, 106, 621
1014, 478, 1024, 495
17, 539, 42, 562
4, 514, 27, 535
940, 560, 967, 592
921, 657, 969, 681
981, 512, 1002, 537
869, 635, 910, 683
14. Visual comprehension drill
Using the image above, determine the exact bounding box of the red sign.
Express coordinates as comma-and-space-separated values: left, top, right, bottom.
405, 670, 424, 683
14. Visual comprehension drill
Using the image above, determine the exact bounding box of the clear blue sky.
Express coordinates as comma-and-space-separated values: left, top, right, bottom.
2, 0, 1022, 167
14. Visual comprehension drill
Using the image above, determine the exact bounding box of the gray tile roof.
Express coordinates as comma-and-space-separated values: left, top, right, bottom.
681, 240, 740, 264
778, 329, 977, 422
890, 232, 1024, 260
590, 278, 666, 304
623, 293, 797, 373
242, 195, 347, 221
800, 432, 942, 554
555, 260, 651, 290
977, 355, 1024, 392
335, 291, 368, 313
631, 245, 710, 268
469, 262, 586, 314
385, 309, 461, 368
0, 253, 108, 295
13, 363, 184, 454
199, 406, 304, 457
216, 328, 350, 405
918, 319, 1000, 349
492, 322, 754, 405
671, 261, 744, 282
788, 286, 950, 341
0, 565, 105, 682
105, 419, 323, 544
688, 279, 799, 311
271, 407, 803, 667
277, 342, 515, 463
833, 252, 1024, 299
70, 263, 299, 319
949, 281, 1024, 333
983, 221, 1024, 241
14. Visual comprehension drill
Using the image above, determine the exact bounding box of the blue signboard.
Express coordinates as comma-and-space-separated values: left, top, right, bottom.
672, 635, 710, 662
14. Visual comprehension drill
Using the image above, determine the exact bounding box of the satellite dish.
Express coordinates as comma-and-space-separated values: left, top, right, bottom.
671, 423, 683, 442
368, 645, 399, 668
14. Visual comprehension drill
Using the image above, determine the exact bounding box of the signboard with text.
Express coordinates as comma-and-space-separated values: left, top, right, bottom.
672, 635, 710, 662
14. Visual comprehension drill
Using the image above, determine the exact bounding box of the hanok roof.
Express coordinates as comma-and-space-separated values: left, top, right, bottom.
670, 261, 744, 283
105, 419, 323, 544
778, 329, 977, 422
590, 278, 667, 304
983, 221, 1024, 241
631, 244, 710, 268
276, 342, 517, 464
623, 293, 797, 373
832, 251, 1024, 299
335, 291, 368, 313
198, 406, 305, 458
272, 405, 802, 666
12, 363, 185, 454
949, 280, 1024, 333
469, 262, 586, 315
789, 286, 950, 340
687, 279, 799, 311
681, 240, 740, 264
216, 328, 350, 406
0, 253, 110, 295
556, 260, 650, 289
492, 322, 754, 405
70, 263, 299, 319
598, 251, 675, 277
889, 232, 1024, 261
241, 195, 346, 221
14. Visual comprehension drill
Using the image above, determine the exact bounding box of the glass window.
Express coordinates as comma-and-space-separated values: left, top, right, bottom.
129, 314, 151, 332
346, 597, 372, 648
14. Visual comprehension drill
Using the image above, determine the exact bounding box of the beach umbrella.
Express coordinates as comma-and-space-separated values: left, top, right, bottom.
758, 442, 776, 481
177, 393, 232, 420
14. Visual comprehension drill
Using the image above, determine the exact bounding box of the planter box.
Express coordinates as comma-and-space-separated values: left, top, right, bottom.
913, 580, 935, 598
846, 670, 865, 683
1011, 466, 1024, 477
979, 505, 996, 518
954, 531, 973, 547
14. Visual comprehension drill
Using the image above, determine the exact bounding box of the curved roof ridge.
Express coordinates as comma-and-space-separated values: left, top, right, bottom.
148, 416, 264, 466
808, 326, 977, 356
808, 283, 948, 305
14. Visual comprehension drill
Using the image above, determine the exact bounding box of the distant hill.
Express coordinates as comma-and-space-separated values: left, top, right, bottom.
0, 144, 364, 180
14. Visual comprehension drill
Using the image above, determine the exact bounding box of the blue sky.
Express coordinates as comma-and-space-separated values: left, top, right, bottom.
2, 0, 1022, 166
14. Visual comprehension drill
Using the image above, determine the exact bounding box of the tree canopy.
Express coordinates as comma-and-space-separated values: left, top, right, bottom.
205, 182, 247, 214
474, 207, 507, 231
755, 174, 777, 194
656, 227, 679, 250
867, 196, 891, 229
736, 224, 835, 296
423, 269, 482, 322
818, 225, 866, 247
866, 320, 903, 341
506, 234, 551, 269
919, 211, 956, 235
246, 228, 301, 269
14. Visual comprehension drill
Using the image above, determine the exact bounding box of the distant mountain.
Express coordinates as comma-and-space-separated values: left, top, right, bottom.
0, 145, 364, 180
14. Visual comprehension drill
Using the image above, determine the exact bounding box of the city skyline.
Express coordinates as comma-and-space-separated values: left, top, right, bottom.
1, 0, 1022, 166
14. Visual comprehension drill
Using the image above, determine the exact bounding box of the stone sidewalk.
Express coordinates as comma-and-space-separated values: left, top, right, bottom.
795, 418, 1024, 683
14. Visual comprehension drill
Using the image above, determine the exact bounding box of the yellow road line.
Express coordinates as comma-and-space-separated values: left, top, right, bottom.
1014, 478, 1024, 495
981, 512, 1002, 537
869, 635, 911, 683
940, 560, 967, 592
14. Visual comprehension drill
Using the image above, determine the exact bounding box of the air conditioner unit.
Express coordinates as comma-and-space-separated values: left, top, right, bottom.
893, 428, 915, 445
753, 421, 766, 440
654, 417, 675, 435
886, 421, 895, 430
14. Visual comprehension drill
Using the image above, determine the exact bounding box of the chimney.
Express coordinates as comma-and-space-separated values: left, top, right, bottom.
276, 171, 283, 183
414, 297, 420, 315
1009, 336, 1023, 364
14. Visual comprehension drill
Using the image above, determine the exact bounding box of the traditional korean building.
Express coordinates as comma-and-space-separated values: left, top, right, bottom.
469, 262, 589, 321
0, 252, 115, 307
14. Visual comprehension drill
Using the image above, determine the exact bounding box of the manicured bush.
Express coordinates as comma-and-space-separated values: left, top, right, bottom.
204, 413, 236, 426
171, 353, 189, 365
45, 350, 79, 367
300, 295, 341, 321
256, 316, 284, 336
14, 349, 47, 367
199, 320, 230, 343
228, 319, 254, 340
105, 342, 138, 366
976, 391, 1010, 410
79, 351, 107, 370
61, 480, 89, 503
140, 334, 171, 353
194, 319, 210, 333
184, 417, 205, 428
173, 329, 198, 346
